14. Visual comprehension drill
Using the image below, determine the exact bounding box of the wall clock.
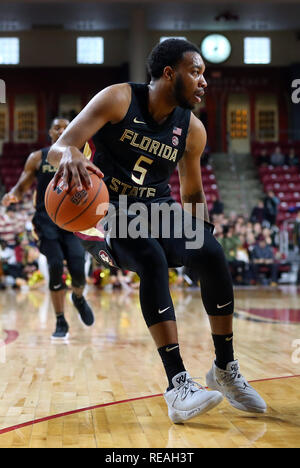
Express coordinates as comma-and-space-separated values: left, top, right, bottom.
201, 34, 231, 63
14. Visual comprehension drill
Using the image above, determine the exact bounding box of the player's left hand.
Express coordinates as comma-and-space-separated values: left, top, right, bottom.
2, 192, 20, 207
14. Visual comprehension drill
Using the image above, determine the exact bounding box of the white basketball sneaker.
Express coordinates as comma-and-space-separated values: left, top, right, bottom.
206, 360, 267, 413
164, 371, 223, 424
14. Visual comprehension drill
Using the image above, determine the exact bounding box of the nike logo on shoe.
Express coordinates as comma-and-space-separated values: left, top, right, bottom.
158, 306, 170, 314
133, 117, 146, 124
217, 301, 232, 309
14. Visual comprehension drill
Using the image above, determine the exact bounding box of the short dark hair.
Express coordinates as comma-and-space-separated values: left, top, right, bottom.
147, 38, 201, 79
50, 116, 69, 128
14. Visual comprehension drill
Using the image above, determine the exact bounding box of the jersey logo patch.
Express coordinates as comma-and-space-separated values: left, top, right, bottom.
99, 250, 115, 268
172, 136, 179, 146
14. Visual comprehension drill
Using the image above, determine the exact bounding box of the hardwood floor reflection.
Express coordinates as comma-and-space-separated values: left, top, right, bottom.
0, 285, 299, 447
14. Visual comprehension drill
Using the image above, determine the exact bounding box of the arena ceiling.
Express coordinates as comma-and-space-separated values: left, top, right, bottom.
0, 1, 299, 32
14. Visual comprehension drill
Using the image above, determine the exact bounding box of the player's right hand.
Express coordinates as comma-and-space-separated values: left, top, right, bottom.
52, 146, 104, 192
2, 192, 19, 207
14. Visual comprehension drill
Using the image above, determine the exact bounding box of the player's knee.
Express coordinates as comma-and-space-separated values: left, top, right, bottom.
48, 260, 64, 291
71, 270, 86, 289
135, 246, 168, 277
189, 234, 225, 270
67, 256, 86, 288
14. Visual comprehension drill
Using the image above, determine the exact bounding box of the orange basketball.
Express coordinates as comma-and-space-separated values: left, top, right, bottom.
45, 171, 109, 232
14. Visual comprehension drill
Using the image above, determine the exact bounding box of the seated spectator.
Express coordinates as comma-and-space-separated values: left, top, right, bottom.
245, 232, 257, 256
210, 194, 224, 217
285, 148, 299, 167
250, 236, 278, 286
250, 200, 266, 224
233, 216, 247, 236
261, 227, 274, 246
270, 146, 285, 166
14, 246, 44, 290
0, 240, 6, 289
264, 190, 280, 226
218, 226, 249, 285
257, 148, 269, 166
0, 205, 26, 247
293, 211, 300, 251
22, 246, 40, 278
0, 239, 23, 287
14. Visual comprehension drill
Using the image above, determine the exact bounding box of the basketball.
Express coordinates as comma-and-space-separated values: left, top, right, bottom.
44, 171, 109, 232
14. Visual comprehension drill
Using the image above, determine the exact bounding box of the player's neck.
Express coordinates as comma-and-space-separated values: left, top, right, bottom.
147, 81, 177, 125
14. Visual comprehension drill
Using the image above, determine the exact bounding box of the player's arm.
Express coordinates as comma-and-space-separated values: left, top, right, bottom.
1, 150, 42, 206
178, 113, 210, 222
48, 83, 131, 191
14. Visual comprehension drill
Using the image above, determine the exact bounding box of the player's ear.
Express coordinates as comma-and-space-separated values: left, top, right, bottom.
163, 66, 175, 81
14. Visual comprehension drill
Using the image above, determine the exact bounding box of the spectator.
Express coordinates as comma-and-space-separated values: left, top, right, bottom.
270, 146, 285, 166
218, 226, 248, 284
253, 222, 263, 237
0, 240, 6, 289
0, 240, 23, 287
257, 148, 269, 166
250, 200, 266, 224
264, 190, 280, 226
293, 211, 300, 251
285, 148, 299, 167
210, 194, 224, 217
262, 227, 274, 246
250, 236, 278, 286
0, 205, 25, 247
245, 231, 256, 251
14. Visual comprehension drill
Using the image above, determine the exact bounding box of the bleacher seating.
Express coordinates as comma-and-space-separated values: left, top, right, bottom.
0, 142, 40, 191
169, 164, 219, 211
252, 141, 300, 165
258, 163, 300, 227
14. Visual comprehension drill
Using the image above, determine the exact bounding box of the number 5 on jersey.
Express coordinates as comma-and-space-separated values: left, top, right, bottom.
131, 155, 153, 185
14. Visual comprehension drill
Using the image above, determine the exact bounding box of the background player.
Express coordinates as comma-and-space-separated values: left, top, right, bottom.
2, 117, 94, 340
47, 39, 266, 422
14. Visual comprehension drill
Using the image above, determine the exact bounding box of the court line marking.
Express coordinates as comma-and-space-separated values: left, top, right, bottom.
0, 374, 299, 436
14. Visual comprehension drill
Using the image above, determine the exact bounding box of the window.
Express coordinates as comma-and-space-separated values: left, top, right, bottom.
160, 36, 187, 43
255, 94, 278, 142
0, 106, 8, 141
257, 110, 276, 140
0, 37, 19, 64
14, 95, 37, 142
230, 109, 248, 139
76, 37, 104, 64
244, 37, 271, 64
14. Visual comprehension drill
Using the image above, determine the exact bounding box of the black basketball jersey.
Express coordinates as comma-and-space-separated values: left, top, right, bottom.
91, 83, 191, 205
35, 147, 57, 212
33, 146, 62, 239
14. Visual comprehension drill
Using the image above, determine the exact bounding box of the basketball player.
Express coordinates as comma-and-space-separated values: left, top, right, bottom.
2, 118, 94, 340
47, 39, 266, 422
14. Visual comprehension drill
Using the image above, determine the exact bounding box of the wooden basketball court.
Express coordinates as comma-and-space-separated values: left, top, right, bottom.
0, 285, 299, 448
